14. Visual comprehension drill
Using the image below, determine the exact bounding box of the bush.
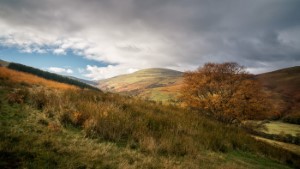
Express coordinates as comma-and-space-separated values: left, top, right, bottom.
7, 88, 29, 105
282, 112, 300, 124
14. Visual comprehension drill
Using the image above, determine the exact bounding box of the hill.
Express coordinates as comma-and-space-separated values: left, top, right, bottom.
0, 59, 9, 67
0, 61, 99, 91
98, 68, 183, 101
0, 67, 77, 90
0, 67, 298, 168
98, 66, 300, 116
256, 66, 300, 118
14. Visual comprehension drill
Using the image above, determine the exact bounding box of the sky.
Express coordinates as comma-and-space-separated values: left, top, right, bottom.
0, 0, 299, 80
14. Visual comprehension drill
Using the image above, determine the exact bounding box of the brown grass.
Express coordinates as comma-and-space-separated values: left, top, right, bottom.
256, 66, 300, 117
0, 67, 77, 90
1, 82, 298, 168
18, 88, 297, 168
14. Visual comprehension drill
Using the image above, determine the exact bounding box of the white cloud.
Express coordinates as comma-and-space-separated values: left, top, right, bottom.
127, 68, 138, 74
85, 65, 139, 80
48, 67, 73, 74
0, 0, 299, 80
53, 48, 66, 55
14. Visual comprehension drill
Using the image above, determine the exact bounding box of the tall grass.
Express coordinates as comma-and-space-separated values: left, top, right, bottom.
16, 86, 298, 167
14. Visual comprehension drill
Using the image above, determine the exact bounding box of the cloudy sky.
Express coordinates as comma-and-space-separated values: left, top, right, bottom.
0, 0, 299, 80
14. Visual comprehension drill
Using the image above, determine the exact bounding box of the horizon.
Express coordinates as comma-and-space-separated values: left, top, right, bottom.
0, 0, 300, 80
1, 58, 298, 81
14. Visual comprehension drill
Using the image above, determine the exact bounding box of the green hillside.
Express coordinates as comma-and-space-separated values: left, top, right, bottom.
1, 68, 298, 168
99, 66, 300, 117
98, 68, 183, 101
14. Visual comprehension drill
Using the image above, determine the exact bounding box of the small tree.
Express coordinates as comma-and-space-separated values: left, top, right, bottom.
180, 62, 270, 123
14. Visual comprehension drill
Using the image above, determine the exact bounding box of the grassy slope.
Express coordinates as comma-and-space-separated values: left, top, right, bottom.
0, 98, 291, 169
1, 71, 297, 168
256, 66, 300, 116
6, 61, 98, 90
98, 68, 183, 101
98, 66, 300, 114
0, 67, 77, 90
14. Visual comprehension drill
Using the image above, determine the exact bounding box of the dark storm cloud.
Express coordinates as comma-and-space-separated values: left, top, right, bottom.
0, 0, 299, 78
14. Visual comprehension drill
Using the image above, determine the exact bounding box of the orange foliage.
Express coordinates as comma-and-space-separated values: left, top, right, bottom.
180, 63, 271, 123
0, 67, 77, 90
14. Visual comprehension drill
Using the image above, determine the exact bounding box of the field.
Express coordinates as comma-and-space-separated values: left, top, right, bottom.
98, 68, 183, 102
1, 71, 299, 168
245, 120, 300, 160
0, 102, 292, 169
98, 66, 300, 116
258, 121, 300, 137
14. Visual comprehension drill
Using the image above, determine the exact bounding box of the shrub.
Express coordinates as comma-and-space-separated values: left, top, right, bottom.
7, 88, 29, 105
29, 88, 50, 109
282, 112, 300, 124
21, 88, 300, 167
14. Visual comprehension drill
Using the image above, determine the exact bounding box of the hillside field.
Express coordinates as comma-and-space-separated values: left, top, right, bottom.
1, 66, 299, 168
98, 68, 183, 102
98, 67, 300, 117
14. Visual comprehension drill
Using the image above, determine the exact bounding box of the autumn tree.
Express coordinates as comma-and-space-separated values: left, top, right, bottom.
180, 62, 270, 123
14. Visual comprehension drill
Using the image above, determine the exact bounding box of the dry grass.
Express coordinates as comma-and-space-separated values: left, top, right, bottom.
0, 67, 77, 90
0, 83, 297, 168
256, 66, 300, 117
1, 66, 298, 168
22, 88, 299, 167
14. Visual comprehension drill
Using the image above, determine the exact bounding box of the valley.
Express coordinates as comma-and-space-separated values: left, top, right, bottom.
1, 1, 299, 168
0, 61, 299, 168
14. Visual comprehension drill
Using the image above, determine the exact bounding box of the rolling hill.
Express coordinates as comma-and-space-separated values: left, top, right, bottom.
98, 66, 300, 116
0, 63, 298, 168
256, 66, 300, 117
0, 66, 77, 90
0, 60, 98, 90
98, 68, 183, 101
